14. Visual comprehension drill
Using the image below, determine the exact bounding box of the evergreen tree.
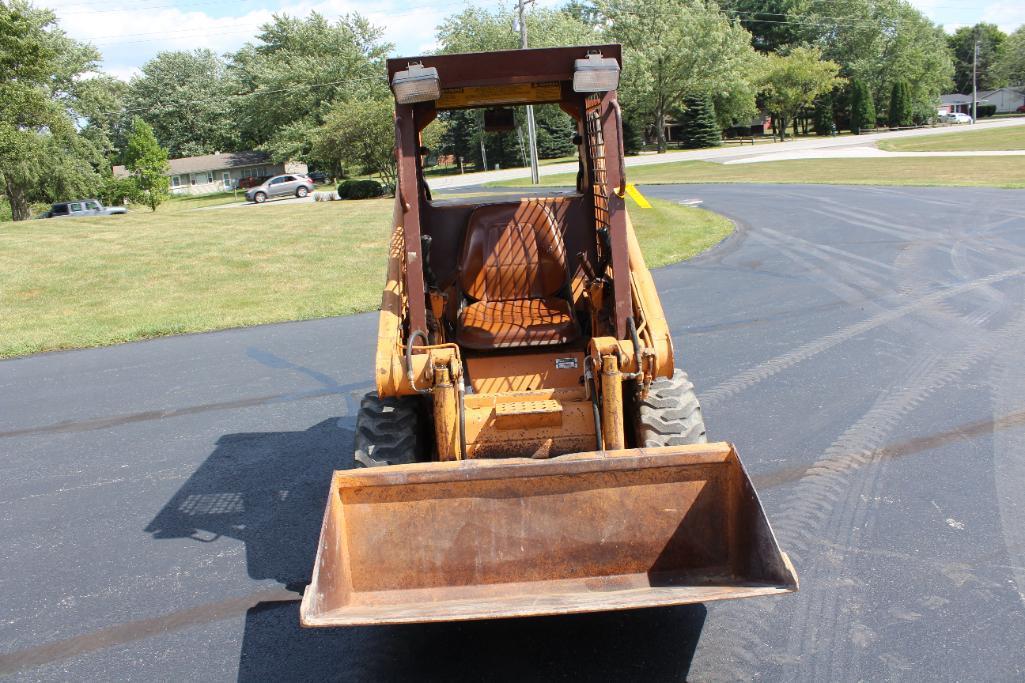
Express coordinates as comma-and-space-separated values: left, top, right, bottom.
849, 80, 875, 134
812, 93, 835, 135
676, 95, 721, 149
621, 113, 645, 155
124, 117, 170, 211
534, 105, 577, 159
888, 80, 913, 128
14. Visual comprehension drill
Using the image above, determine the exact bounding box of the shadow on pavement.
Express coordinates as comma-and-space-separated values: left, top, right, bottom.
145, 416, 355, 590
238, 599, 706, 681
147, 392, 708, 679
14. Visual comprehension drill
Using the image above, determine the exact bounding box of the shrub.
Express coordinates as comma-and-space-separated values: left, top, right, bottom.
976, 103, 997, 118
337, 179, 385, 200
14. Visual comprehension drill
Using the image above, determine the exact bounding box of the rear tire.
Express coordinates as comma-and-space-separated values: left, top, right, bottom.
296, 186, 308, 198
354, 392, 422, 467
634, 368, 707, 446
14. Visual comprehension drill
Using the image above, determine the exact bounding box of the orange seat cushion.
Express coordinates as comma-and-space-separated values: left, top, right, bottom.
457, 297, 578, 350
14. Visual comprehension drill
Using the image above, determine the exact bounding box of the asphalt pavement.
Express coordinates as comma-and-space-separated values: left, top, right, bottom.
3, 185, 1025, 680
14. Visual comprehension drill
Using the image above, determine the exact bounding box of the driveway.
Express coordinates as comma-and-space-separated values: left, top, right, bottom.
2, 185, 1025, 679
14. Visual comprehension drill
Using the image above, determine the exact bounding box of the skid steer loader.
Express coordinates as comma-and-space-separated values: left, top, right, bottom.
300, 44, 797, 626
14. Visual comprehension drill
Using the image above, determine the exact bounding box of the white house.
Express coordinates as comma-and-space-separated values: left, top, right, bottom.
977, 87, 1025, 114
114, 151, 308, 196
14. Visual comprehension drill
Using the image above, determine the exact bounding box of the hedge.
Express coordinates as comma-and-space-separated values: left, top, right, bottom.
337, 179, 385, 200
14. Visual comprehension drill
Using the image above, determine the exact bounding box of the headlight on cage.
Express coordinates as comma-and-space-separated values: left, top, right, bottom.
573, 52, 620, 93
391, 63, 441, 105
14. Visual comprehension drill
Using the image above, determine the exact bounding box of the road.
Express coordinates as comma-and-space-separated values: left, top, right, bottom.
3, 185, 1025, 680
206, 116, 1025, 208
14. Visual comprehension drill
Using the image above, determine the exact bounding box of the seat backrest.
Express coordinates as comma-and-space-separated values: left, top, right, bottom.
458, 202, 568, 302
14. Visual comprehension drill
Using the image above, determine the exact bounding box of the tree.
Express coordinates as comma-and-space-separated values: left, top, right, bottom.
719, 0, 808, 53
812, 92, 835, 136
128, 50, 239, 158
675, 95, 721, 148
758, 47, 843, 141
888, 79, 913, 128
124, 117, 170, 211
849, 79, 875, 134
994, 26, 1025, 87
230, 12, 391, 160
435, 5, 598, 168
1, 1, 103, 221
948, 24, 1007, 93
599, 0, 762, 152
807, 0, 953, 123
621, 113, 645, 154
315, 98, 396, 189
74, 75, 130, 162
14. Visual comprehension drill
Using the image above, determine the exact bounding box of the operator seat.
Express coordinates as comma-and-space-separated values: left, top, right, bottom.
455, 202, 579, 350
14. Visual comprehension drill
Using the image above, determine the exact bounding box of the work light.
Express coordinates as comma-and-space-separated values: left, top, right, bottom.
573, 52, 620, 93
391, 63, 441, 104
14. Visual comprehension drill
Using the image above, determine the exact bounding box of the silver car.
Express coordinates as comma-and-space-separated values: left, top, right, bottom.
43, 199, 127, 218
245, 174, 314, 203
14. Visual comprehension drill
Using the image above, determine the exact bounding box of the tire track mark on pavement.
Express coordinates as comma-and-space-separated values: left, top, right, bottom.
701, 266, 1025, 409
695, 192, 1025, 680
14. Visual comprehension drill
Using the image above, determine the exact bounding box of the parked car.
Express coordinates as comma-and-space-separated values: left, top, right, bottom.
306, 170, 329, 184
41, 199, 127, 218
1017, 104, 1025, 114
244, 174, 314, 203
939, 111, 973, 124
237, 175, 274, 190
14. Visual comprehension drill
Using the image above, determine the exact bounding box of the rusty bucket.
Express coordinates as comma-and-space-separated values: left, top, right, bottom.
300, 442, 797, 626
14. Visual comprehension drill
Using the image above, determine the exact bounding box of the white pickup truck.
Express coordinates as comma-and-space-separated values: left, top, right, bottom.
42, 199, 128, 218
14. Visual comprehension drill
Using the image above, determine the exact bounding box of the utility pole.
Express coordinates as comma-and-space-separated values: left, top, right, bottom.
972, 38, 979, 124
517, 0, 541, 184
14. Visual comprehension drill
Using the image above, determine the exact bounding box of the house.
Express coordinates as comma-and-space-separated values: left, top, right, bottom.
977, 86, 1025, 113
113, 151, 308, 196
938, 93, 976, 115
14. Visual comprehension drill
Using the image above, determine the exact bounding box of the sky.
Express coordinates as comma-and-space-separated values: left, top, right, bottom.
42, 0, 1025, 82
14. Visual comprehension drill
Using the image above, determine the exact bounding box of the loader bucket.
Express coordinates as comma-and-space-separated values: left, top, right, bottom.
300, 442, 797, 626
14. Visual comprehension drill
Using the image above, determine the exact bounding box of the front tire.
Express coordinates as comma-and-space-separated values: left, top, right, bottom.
296, 186, 308, 198
353, 392, 422, 467
634, 368, 708, 446
253, 191, 267, 204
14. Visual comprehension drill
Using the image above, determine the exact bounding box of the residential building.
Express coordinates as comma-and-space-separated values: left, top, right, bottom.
114, 151, 308, 196
938, 93, 976, 115
978, 86, 1025, 113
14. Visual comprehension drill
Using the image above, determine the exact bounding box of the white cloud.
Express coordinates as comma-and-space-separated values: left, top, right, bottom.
47, 0, 464, 79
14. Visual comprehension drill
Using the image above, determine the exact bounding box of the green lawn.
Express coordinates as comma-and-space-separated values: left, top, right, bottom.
877, 125, 1025, 152
491, 156, 1025, 189
0, 196, 729, 358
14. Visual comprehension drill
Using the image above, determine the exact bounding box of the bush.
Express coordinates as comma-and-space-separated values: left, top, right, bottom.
976, 103, 997, 118
337, 179, 385, 200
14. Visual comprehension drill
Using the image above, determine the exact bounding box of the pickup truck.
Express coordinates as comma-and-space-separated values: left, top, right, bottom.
41, 199, 128, 218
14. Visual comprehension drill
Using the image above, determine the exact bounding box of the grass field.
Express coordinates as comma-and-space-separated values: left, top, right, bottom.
0, 196, 729, 358
491, 156, 1025, 189
877, 125, 1025, 152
